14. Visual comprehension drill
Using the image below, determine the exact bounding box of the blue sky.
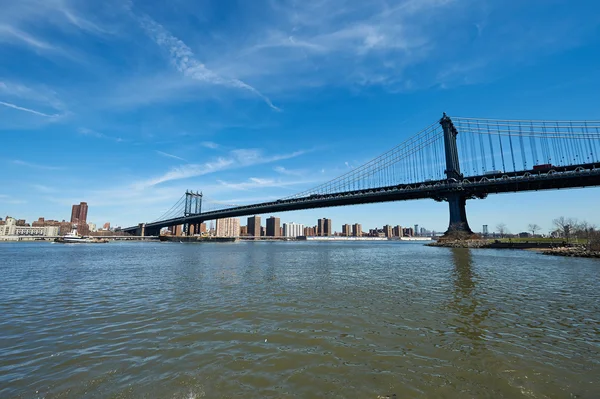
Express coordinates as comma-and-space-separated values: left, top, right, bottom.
1, 0, 600, 234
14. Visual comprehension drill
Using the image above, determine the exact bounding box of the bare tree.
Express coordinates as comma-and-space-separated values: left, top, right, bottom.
576, 222, 597, 249
496, 223, 508, 238
528, 223, 541, 237
552, 217, 578, 243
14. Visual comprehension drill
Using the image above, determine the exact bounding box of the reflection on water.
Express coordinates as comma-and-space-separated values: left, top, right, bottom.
448, 248, 489, 355
1, 242, 599, 398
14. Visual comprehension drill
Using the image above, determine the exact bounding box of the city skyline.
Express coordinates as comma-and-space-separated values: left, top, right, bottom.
2, 0, 600, 233
0, 207, 586, 238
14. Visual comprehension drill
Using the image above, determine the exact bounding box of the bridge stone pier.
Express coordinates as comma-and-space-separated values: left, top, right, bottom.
135, 223, 145, 237
445, 193, 472, 234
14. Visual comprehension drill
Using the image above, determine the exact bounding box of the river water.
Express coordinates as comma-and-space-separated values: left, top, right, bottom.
0, 241, 598, 398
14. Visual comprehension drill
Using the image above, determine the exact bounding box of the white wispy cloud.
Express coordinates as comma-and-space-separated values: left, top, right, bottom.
77, 127, 123, 142
216, 176, 316, 191
31, 184, 57, 193
0, 101, 60, 118
201, 141, 220, 149
0, 81, 65, 110
137, 13, 280, 111
274, 166, 304, 176
12, 160, 63, 170
155, 150, 187, 162
0, 24, 55, 50
134, 148, 307, 189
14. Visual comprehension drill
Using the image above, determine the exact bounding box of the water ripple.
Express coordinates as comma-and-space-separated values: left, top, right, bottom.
0, 242, 599, 398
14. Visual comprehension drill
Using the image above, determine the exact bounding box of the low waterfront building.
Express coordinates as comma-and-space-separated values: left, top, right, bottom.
304, 226, 316, 237
283, 222, 304, 238
0, 217, 59, 237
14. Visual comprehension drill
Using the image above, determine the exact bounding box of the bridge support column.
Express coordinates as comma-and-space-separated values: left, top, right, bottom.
440, 113, 474, 235
446, 193, 472, 234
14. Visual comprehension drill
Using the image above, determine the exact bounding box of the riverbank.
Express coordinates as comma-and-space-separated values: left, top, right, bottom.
540, 247, 600, 258
428, 239, 600, 258
427, 239, 564, 249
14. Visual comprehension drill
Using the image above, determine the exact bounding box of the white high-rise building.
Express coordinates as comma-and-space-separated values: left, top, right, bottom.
215, 218, 240, 237
88, 223, 97, 232
283, 222, 304, 238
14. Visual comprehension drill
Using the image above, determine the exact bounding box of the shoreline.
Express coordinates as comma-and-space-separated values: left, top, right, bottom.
427, 240, 600, 258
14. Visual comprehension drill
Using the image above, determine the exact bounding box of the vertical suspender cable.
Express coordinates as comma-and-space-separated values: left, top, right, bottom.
497, 122, 506, 172
556, 123, 566, 165
584, 122, 593, 162
560, 122, 570, 165
541, 122, 550, 164
518, 123, 526, 170
529, 123, 538, 166
571, 121, 582, 166
469, 126, 478, 175
488, 124, 497, 171
507, 123, 516, 172
478, 121, 487, 173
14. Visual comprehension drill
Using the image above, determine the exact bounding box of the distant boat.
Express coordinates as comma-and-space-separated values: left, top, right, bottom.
54, 229, 108, 244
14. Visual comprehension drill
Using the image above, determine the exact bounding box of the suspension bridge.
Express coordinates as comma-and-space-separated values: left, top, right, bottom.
122, 114, 600, 236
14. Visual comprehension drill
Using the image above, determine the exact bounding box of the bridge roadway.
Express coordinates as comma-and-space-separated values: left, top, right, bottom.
123, 162, 600, 234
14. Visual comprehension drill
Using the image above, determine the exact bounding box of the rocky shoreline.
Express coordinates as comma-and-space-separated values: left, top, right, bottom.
540, 247, 600, 258
427, 240, 600, 258
427, 240, 490, 248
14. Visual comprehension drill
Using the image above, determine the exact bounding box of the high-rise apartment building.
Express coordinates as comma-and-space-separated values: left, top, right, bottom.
383, 225, 393, 238
342, 224, 351, 236
393, 225, 402, 237
266, 216, 281, 237
216, 218, 240, 237
352, 223, 362, 237
247, 216, 261, 237
414, 224, 419, 237
283, 222, 304, 238
70, 202, 88, 224
103, 222, 111, 230
240, 225, 248, 236
317, 218, 332, 236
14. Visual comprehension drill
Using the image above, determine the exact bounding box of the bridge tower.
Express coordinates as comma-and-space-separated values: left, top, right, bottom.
440, 113, 473, 234
184, 191, 203, 235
